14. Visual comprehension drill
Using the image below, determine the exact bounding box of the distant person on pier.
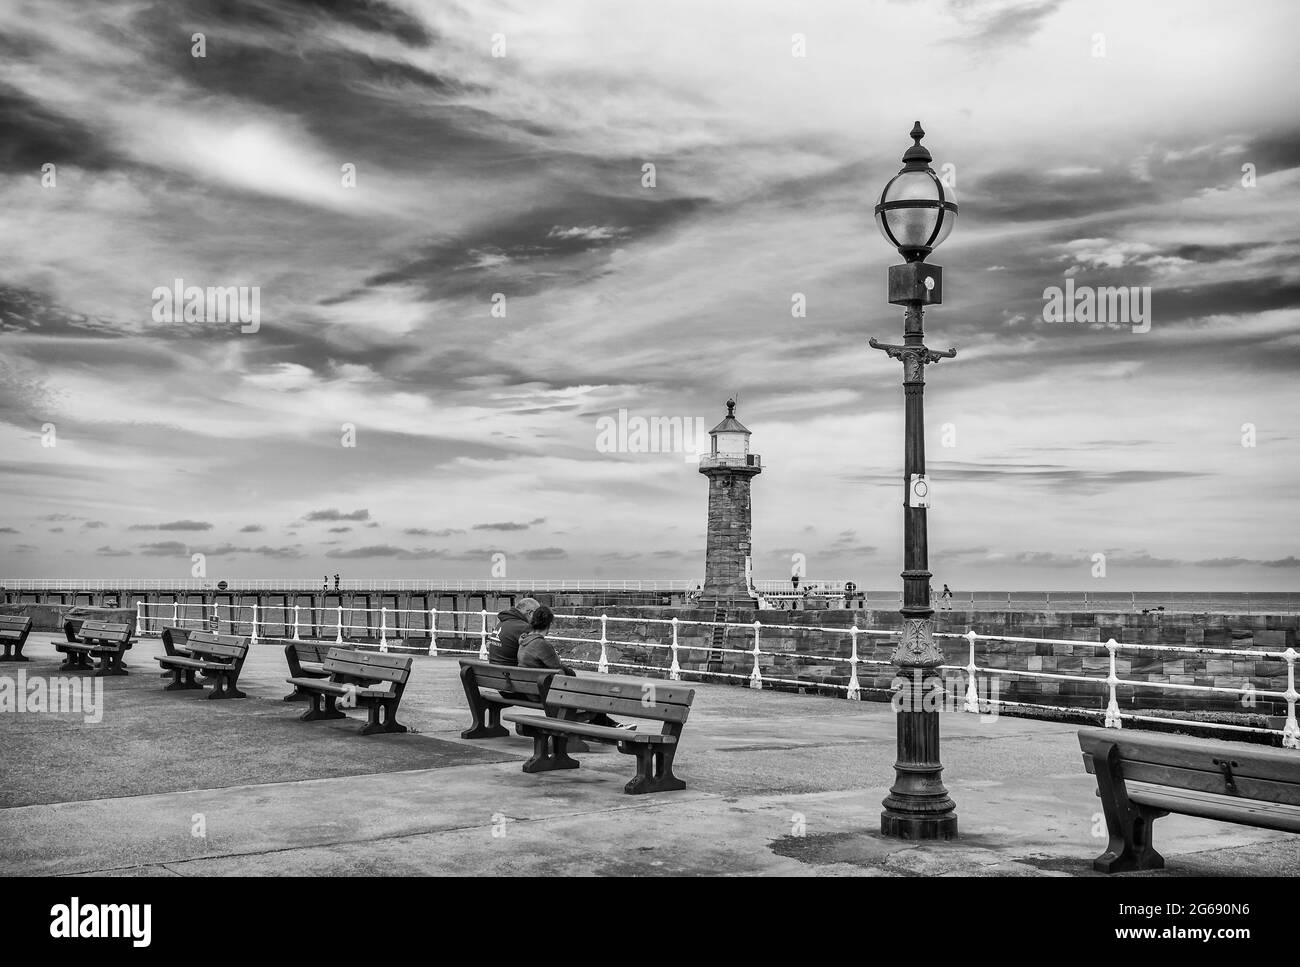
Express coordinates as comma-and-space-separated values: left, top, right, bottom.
518, 606, 632, 730
488, 596, 541, 665
940, 584, 953, 611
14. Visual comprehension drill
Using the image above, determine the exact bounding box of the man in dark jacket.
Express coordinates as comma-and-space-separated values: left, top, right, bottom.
488, 597, 541, 665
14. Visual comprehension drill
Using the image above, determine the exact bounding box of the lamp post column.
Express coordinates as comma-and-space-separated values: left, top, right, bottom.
871, 276, 958, 840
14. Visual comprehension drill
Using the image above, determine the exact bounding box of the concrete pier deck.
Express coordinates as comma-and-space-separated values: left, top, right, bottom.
1, 634, 1296, 877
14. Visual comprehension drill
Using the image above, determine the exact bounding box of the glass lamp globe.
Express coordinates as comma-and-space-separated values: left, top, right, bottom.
874, 122, 958, 263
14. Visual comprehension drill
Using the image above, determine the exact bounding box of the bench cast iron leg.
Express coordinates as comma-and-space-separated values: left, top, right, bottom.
283, 684, 312, 702
94, 651, 128, 677
459, 667, 509, 738
521, 732, 580, 773
301, 691, 347, 722
165, 667, 203, 691
359, 698, 408, 735
208, 670, 247, 700
622, 743, 686, 795
1093, 742, 1166, 872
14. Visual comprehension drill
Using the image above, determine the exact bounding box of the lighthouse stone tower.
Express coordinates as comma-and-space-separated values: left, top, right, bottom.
698, 399, 762, 608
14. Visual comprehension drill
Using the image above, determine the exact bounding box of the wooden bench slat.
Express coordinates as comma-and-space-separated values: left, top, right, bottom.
503, 711, 674, 744
546, 686, 696, 722
1104, 760, 1300, 808
188, 641, 249, 660
469, 673, 547, 698
158, 656, 235, 672
322, 651, 411, 684
480, 690, 546, 710
1079, 728, 1299, 784
287, 677, 394, 698
554, 675, 696, 707
1127, 781, 1300, 832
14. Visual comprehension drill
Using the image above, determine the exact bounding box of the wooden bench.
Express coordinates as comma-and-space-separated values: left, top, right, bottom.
55, 620, 132, 676
156, 631, 250, 699
282, 641, 334, 702
0, 615, 33, 662
458, 659, 561, 738
287, 649, 413, 735
160, 626, 192, 658
1079, 727, 1300, 872
503, 676, 696, 794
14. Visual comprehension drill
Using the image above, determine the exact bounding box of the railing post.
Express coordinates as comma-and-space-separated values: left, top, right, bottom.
669, 617, 681, 680
1104, 638, 1122, 729
336, 605, 344, 644
136, 601, 145, 636
598, 614, 610, 674
211, 600, 220, 633
293, 605, 301, 641
250, 602, 259, 645
428, 607, 439, 657
172, 600, 179, 627
380, 606, 389, 653
847, 627, 861, 700
963, 630, 980, 713
749, 620, 763, 689
1283, 648, 1299, 750
479, 610, 489, 660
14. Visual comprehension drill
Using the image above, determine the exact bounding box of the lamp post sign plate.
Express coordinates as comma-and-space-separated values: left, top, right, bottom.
909, 474, 931, 508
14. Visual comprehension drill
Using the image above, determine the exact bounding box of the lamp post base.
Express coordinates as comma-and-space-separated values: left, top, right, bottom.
880, 809, 958, 840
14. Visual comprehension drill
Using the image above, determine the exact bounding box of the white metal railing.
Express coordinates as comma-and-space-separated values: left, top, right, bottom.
134, 601, 1299, 747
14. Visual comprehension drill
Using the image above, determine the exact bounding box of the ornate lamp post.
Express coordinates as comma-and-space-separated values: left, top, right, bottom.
870, 122, 959, 839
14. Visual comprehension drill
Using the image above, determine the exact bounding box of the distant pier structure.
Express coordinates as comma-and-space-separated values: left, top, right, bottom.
0, 579, 699, 639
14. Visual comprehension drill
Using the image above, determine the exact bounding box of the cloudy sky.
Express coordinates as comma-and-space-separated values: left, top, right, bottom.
1, 0, 1297, 591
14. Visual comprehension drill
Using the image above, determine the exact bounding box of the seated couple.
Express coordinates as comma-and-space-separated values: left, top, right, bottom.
490, 597, 633, 731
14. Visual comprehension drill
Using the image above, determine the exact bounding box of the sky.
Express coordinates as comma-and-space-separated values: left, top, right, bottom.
1, 0, 1298, 591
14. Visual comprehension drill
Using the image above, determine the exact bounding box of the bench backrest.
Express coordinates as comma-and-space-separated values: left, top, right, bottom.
184, 631, 249, 662
324, 649, 412, 685
0, 615, 32, 637
292, 641, 333, 664
1079, 727, 1300, 805
545, 676, 695, 725
79, 620, 130, 642
460, 659, 557, 702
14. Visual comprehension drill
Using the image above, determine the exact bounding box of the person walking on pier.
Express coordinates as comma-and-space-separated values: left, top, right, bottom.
940, 584, 953, 611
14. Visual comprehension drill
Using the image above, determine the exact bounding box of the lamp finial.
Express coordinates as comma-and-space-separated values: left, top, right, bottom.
902, 121, 932, 166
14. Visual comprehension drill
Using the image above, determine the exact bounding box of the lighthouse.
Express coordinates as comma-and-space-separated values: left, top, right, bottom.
698, 399, 762, 608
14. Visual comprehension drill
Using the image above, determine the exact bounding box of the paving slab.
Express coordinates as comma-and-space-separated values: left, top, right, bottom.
1, 633, 1297, 876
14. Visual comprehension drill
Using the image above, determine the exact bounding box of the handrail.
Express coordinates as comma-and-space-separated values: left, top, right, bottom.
134, 601, 1299, 747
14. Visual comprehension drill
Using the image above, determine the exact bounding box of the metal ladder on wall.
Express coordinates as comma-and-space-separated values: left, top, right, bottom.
706, 608, 727, 673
